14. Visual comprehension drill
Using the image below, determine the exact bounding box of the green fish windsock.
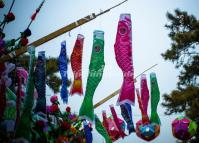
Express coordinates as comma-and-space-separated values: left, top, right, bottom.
95, 115, 112, 143
150, 72, 161, 125
15, 46, 35, 141
79, 30, 105, 121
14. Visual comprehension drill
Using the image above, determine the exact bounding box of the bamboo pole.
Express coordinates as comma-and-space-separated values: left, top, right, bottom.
0, 0, 128, 63
94, 64, 158, 109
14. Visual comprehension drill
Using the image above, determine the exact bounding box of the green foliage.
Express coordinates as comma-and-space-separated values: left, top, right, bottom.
162, 9, 199, 142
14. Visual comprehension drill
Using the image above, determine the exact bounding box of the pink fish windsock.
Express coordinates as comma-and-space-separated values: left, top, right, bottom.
114, 14, 135, 105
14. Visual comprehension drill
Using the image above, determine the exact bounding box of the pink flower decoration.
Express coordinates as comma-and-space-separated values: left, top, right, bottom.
50, 95, 58, 103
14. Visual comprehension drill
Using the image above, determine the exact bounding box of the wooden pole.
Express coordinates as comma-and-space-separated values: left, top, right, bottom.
0, 0, 128, 63
94, 64, 158, 109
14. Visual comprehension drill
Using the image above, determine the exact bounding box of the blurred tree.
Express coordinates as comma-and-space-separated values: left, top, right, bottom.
162, 9, 199, 143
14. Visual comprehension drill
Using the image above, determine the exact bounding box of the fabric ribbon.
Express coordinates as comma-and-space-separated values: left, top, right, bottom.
141, 74, 149, 115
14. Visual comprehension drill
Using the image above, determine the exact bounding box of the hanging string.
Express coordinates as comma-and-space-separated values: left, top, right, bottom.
1, 0, 16, 31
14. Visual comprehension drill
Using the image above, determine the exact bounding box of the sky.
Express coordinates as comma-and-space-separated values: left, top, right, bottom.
1, 0, 199, 142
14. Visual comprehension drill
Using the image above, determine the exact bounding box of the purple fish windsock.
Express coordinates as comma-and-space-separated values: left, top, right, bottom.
34, 51, 46, 113
58, 41, 68, 103
141, 74, 149, 116
114, 14, 135, 105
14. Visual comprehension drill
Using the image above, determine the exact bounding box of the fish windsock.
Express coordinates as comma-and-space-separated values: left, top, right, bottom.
70, 34, 84, 96
141, 74, 149, 116
58, 41, 68, 103
95, 115, 112, 143
83, 121, 93, 143
79, 30, 105, 121
120, 103, 135, 134
34, 51, 46, 113
150, 73, 161, 125
114, 13, 135, 105
110, 105, 127, 138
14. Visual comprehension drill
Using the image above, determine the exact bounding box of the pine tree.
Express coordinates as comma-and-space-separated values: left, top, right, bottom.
162, 9, 199, 143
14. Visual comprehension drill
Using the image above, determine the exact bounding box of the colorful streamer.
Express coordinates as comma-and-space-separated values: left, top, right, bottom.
110, 105, 126, 138
79, 30, 105, 121
15, 46, 35, 141
114, 13, 135, 106
70, 34, 84, 96
58, 41, 68, 103
95, 115, 112, 143
150, 72, 161, 125
34, 51, 46, 113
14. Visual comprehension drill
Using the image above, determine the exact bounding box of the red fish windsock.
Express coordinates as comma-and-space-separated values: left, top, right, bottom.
70, 34, 84, 96
114, 14, 135, 105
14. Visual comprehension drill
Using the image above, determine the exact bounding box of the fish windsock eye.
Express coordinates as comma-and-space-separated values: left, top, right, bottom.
94, 45, 101, 53
119, 26, 127, 35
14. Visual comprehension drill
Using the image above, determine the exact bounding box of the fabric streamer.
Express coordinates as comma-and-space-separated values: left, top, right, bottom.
110, 105, 126, 138
15, 46, 35, 141
95, 115, 112, 143
79, 30, 105, 122
150, 73, 161, 125
141, 74, 149, 115
83, 120, 93, 143
114, 13, 135, 106
120, 103, 135, 134
102, 110, 121, 141
58, 41, 68, 103
70, 34, 84, 96
34, 51, 46, 113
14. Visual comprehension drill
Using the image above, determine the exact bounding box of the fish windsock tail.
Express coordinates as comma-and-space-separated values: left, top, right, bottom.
127, 123, 135, 134
117, 77, 135, 106
70, 79, 83, 96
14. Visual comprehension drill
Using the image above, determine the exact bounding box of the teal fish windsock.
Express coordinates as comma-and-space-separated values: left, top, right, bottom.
150, 73, 161, 125
114, 13, 135, 105
79, 30, 105, 121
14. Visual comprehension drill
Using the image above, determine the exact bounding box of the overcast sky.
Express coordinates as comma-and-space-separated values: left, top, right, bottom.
1, 0, 199, 142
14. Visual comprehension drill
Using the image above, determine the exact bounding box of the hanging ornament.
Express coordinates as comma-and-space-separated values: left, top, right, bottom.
172, 116, 198, 140
79, 30, 105, 122
5, 12, 15, 23
135, 73, 161, 141
114, 13, 135, 106
70, 34, 84, 96
0, 0, 5, 8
